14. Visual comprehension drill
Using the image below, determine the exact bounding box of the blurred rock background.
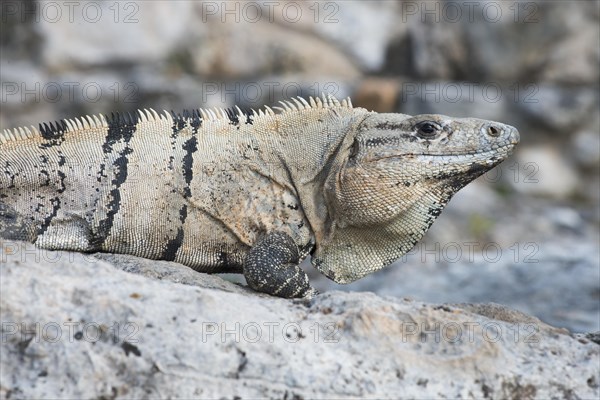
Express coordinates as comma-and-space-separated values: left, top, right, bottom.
1, 0, 598, 332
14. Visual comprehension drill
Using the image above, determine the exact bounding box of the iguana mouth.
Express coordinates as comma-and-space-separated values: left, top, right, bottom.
416, 143, 517, 159
371, 143, 517, 163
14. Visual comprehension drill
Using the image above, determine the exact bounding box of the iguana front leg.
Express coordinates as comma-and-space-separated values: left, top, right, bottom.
243, 232, 317, 298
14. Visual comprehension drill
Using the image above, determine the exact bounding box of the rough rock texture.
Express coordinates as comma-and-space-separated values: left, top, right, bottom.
1, 242, 598, 399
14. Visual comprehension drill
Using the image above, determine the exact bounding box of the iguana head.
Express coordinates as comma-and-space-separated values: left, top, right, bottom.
314, 112, 519, 283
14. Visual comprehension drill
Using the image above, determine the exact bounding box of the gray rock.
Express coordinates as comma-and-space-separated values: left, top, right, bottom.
1, 241, 598, 399
92, 252, 250, 295
0, 61, 56, 129
572, 129, 600, 169
536, 2, 600, 85
232, 76, 354, 110
187, 19, 360, 80
517, 86, 599, 133
394, 1, 599, 84
510, 145, 580, 200
545, 206, 585, 232
311, 1, 405, 71
35, 2, 196, 69
398, 80, 509, 122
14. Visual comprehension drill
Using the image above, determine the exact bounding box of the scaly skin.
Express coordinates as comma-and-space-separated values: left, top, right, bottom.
0, 95, 519, 298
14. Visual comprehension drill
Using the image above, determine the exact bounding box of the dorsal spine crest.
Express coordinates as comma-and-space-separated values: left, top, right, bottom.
0, 96, 353, 145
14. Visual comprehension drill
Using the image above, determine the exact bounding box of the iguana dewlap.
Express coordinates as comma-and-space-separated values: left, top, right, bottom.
0, 95, 519, 298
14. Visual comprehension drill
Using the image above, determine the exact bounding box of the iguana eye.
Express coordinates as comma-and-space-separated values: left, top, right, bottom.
414, 121, 440, 139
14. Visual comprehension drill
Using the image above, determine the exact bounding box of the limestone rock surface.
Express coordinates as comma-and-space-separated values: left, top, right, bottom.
1, 242, 598, 399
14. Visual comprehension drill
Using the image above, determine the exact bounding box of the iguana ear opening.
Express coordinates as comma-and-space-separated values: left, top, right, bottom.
312, 191, 450, 284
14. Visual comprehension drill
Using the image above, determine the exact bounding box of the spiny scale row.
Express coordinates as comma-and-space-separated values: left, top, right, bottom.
0, 94, 352, 144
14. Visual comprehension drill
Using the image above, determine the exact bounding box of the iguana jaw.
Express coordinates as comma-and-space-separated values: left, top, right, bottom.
373, 142, 517, 164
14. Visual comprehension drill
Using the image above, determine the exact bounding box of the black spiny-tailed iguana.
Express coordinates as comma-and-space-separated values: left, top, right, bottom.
0, 95, 519, 298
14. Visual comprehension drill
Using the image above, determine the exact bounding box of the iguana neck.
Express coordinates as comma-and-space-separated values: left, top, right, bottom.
263, 107, 370, 247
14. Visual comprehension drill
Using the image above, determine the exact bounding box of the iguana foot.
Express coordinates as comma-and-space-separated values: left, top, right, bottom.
243, 231, 315, 298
